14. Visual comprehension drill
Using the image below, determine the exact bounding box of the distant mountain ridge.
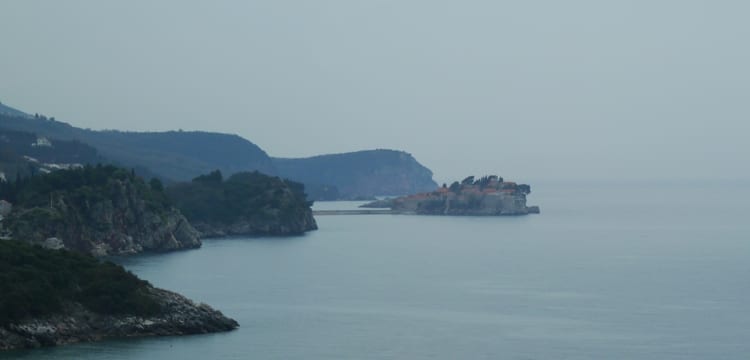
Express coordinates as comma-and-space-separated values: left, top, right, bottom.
0, 101, 438, 199
0, 113, 276, 181
0, 102, 30, 118
273, 150, 438, 198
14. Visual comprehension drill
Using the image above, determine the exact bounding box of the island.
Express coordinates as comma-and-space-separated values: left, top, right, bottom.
0, 240, 237, 350
361, 175, 540, 216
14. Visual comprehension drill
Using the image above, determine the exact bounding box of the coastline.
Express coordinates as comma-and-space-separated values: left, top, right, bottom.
0, 288, 238, 351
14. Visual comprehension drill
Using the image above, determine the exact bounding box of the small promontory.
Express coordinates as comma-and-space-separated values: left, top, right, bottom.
166, 170, 317, 237
0, 240, 237, 351
361, 175, 540, 215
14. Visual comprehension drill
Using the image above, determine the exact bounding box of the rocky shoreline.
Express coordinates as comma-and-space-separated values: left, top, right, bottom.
5, 166, 203, 257
0, 287, 238, 351
193, 211, 318, 238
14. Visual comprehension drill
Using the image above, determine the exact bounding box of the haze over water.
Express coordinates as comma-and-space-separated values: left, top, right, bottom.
2, 181, 747, 359
2, 1, 748, 182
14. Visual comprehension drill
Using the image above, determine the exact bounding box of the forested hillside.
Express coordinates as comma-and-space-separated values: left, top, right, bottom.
0, 104, 439, 200
0, 240, 238, 350
0, 241, 159, 326
166, 170, 317, 236
0, 113, 276, 181
273, 149, 437, 199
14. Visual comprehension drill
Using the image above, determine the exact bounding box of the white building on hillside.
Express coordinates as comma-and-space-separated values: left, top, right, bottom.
32, 136, 52, 147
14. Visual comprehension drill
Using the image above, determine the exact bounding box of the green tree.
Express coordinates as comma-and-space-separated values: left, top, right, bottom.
0, 241, 160, 325
192, 170, 223, 185
149, 178, 164, 192
449, 181, 461, 193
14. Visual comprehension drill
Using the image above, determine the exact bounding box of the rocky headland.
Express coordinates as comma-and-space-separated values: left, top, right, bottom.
2, 165, 201, 256
166, 170, 317, 238
192, 210, 317, 238
0, 288, 238, 350
361, 175, 540, 216
0, 241, 237, 351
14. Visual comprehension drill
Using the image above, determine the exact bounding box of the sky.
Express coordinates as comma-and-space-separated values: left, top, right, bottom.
1, 0, 748, 184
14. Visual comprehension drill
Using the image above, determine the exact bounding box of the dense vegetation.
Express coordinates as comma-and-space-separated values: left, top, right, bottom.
445, 175, 531, 194
0, 127, 104, 180
0, 164, 169, 211
273, 149, 437, 199
0, 164, 198, 256
166, 170, 313, 225
0, 240, 160, 326
0, 128, 102, 165
0, 145, 33, 182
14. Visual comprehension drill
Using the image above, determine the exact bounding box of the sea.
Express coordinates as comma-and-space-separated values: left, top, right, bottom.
2, 181, 748, 359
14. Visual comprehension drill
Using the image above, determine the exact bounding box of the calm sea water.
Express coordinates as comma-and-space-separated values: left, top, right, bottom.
2, 182, 748, 359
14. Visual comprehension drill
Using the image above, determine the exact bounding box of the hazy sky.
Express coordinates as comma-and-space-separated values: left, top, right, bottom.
1, 1, 748, 183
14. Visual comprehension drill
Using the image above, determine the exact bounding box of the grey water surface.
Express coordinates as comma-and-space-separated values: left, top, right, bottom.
3, 182, 748, 359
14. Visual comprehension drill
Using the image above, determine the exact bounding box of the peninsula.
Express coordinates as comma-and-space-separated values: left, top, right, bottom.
361, 175, 540, 216
165, 170, 317, 237
0, 241, 237, 350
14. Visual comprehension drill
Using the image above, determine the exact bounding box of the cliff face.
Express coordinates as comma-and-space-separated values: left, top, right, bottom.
0, 286, 237, 350
9, 203, 200, 257
192, 208, 317, 238
5, 166, 201, 256
273, 149, 438, 199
